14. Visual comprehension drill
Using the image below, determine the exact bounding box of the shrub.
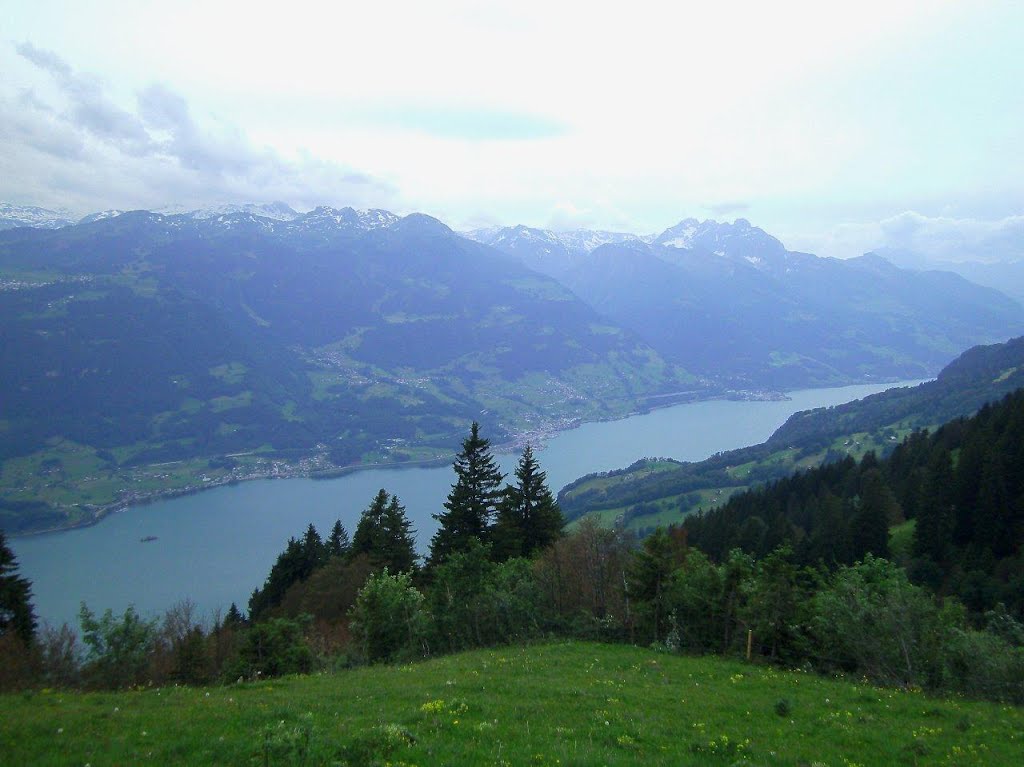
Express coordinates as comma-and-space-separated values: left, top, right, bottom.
230, 616, 315, 680
349, 569, 427, 663
79, 603, 158, 689
940, 628, 1024, 703
811, 556, 955, 688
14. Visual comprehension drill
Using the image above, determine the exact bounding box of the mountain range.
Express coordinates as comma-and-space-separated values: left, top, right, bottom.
475, 218, 1023, 388
874, 245, 1024, 305
1, 202, 1021, 533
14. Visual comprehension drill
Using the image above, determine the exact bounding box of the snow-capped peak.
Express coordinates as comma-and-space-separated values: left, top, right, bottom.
78, 210, 126, 225
653, 217, 788, 268
0, 203, 76, 231
465, 224, 644, 257
156, 202, 300, 221
656, 218, 701, 249
300, 206, 401, 231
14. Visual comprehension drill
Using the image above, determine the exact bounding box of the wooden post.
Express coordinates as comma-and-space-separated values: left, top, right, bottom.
746, 629, 753, 661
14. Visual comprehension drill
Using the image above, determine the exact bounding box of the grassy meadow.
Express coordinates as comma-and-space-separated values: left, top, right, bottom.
2, 641, 1021, 766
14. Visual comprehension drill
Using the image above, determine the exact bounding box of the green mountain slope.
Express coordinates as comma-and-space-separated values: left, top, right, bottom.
559, 336, 1024, 532
0, 210, 693, 533
2, 642, 1020, 766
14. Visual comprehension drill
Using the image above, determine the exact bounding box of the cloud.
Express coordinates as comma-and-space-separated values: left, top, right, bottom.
705, 201, 751, 216
16, 42, 153, 155
805, 211, 1024, 262
346, 104, 567, 141
5, 44, 395, 215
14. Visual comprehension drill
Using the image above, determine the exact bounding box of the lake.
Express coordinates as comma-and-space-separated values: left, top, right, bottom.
12, 381, 919, 628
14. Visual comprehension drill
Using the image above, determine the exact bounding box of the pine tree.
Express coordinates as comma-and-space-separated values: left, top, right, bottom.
974, 453, 1012, 557
913, 448, 956, 563
380, 494, 418, 573
249, 526, 324, 621
850, 468, 894, 561
629, 528, 685, 643
0, 531, 36, 645
301, 523, 326, 573
428, 422, 504, 567
326, 519, 352, 558
353, 489, 389, 559
352, 489, 418, 572
224, 602, 246, 627
493, 445, 565, 561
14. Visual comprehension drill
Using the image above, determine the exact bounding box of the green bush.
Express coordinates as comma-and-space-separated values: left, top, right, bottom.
811, 556, 956, 688
349, 569, 427, 663
940, 628, 1024, 702
229, 617, 315, 680
79, 603, 158, 689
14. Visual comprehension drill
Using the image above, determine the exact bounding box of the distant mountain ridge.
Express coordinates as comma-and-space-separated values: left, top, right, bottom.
0, 203, 76, 231
876, 245, 1024, 305
555, 220, 1022, 388
6, 203, 1021, 390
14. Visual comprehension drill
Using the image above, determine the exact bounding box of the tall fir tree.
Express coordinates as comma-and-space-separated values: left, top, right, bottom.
353, 489, 390, 559
301, 523, 326, 573
428, 422, 504, 567
493, 444, 565, 561
380, 494, 418, 573
913, 448, 956, 563
0, 531, 36, 645
249, 524, 325, 620
353, 489, 418, 572
326, 519, 351, 558
850, 468, 894, 561
975, 453, 1012, 557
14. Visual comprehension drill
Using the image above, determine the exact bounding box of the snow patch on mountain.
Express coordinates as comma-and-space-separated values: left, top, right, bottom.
79, 210, 126, 224
0, 203, 76, 230
156, 202, 300, 221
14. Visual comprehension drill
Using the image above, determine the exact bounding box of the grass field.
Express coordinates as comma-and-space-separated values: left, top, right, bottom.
2, 642, 1021, 766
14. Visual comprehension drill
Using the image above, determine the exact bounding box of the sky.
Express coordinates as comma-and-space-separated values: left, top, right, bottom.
2, 0, 1023, 259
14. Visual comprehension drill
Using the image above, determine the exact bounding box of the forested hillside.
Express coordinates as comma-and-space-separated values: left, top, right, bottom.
0, 209, 691, 533
559, 336, 1024, 531
685, 387, 1024, 616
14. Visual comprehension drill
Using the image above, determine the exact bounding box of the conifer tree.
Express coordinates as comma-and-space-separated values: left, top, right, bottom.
353, 489, 418, 572
913, 448, 956, 563
301, 523, 326, 573
353, 489, 389, 559
850, 468, 894, 561
0, 531, 36, 645
326, 519, 351, 558
380, 494, 418, 573
428, 422, 504, 567
492, 444, 565, 561
249, 525, 325, 621
975, 453, 1012, 557
224, 602, 246, 627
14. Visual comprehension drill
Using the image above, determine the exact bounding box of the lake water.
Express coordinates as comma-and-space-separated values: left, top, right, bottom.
12, 381, 919, 627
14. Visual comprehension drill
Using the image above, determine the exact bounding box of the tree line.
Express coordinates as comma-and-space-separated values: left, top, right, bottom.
683, 389, 1024, 616
2, 413, 1022, 702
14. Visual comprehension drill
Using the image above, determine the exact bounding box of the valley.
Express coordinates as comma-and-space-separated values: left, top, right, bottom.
2, 205, 1019, 535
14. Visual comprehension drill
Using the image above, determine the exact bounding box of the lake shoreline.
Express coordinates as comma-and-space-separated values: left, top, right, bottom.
13, 378, 922, 628
8, 379, 910, 539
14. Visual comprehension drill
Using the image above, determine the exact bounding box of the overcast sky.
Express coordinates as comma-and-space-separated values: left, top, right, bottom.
2, 0, 1022, 258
